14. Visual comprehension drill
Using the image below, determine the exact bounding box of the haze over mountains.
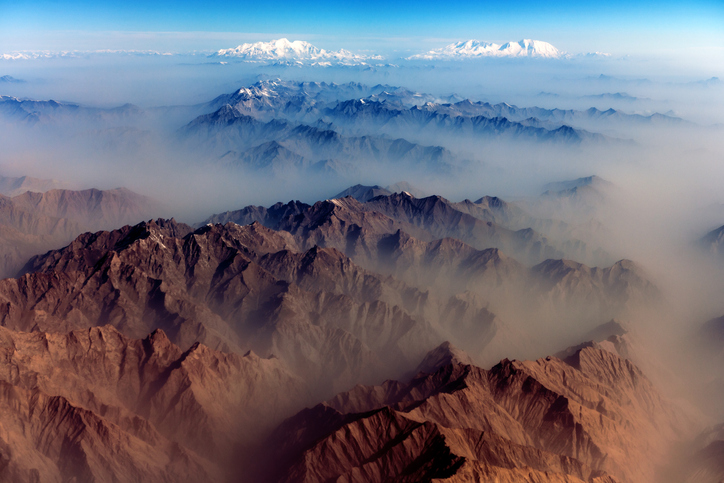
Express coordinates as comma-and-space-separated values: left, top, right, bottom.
0, 196, 697, 481
0, 29, 723, 482
4, 76, 698, 223
0, 183, 157, 278
0, 157, 716, 481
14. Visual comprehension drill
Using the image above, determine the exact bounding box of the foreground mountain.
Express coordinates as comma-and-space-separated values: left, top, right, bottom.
0, 194, 691, 483
0, 323, 699, 482
264, 341, 694, 483
0, 324, 307, 481
8, 218, 510, 395
408, 39, 563, 60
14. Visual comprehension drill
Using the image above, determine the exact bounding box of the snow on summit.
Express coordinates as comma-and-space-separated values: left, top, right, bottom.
211, 38, 382, 64
408, 39, 564, 60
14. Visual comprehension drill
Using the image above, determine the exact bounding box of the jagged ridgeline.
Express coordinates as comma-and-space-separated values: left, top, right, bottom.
0, 198, 671, 482
2, 78, 680, 187
0, 76, 720, 483
175, 79, 658, 179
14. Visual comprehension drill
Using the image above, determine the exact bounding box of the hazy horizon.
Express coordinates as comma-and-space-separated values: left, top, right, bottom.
1, 1, 723, 481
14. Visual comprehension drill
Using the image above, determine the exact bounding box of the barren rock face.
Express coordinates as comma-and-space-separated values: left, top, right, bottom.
0, 196, 692, 483
201, 195, 659, 361
268, 343, 694, 483
0, 325, 311, 481
1, 218, 487, 397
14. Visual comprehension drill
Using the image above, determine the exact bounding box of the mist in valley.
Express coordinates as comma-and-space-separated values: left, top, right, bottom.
1, 41, 724, 482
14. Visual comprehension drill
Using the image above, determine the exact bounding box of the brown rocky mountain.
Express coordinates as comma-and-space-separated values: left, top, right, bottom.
0, 186, 158, 278
0, 324, 307, 481
14, 212, 655, 370
0, 211, 694, 483
7, 218, 502, 396
683, 424, 724, 483
0, 179, 680, 483
266, 342, 695, 483
204, 189, 612, 269
530, 258, 659, 325
201, 195, 656, 357
205, 193, 565, 265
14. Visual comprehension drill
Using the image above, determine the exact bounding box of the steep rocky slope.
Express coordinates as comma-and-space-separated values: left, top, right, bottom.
269, 342, 694, 483
202, 194, 658, 349
202, 191, 609, 268
4, 219, 498, 395
0, 324, 310, 481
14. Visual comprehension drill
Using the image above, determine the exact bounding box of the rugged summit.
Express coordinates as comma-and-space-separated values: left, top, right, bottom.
202, 192, 655, 341
266, 343, 694, 483
4, 218, 505, 396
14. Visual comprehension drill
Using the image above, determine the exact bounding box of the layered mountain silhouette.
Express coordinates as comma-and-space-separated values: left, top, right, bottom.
0, 186, 157, 277
0, 75, 711, 483
0, 186, 700, 482
203, 189, 616, 269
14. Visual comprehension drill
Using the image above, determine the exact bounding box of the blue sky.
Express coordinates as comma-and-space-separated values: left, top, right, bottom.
1, 0, 723, 59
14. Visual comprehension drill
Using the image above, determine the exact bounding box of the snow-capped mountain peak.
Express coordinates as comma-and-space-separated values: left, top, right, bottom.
498, 39, 561, 57
408, 39, 564, 60
214, 38, 321, 60
211, 38, 383, 64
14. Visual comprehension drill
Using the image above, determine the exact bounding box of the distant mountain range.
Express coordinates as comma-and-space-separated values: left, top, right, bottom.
0, 75, 25, 83
210, 38, 383, 65
0, 174, 65, 196
1, 79, 692, 190
174, 79, 659, 178
205, 38, 584, 64
408, 39, 564, 60
699, 224, 724, 257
